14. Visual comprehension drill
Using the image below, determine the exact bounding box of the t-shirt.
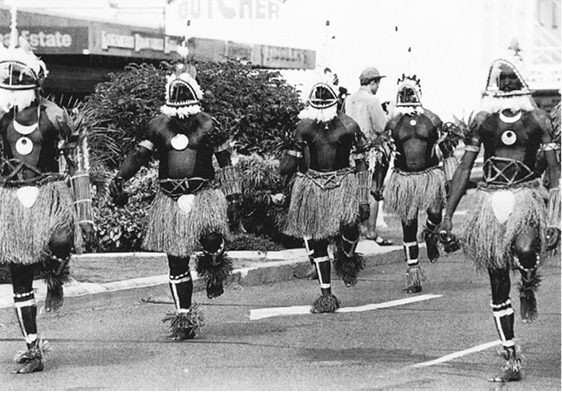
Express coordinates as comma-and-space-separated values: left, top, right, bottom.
345, 89, 387, 139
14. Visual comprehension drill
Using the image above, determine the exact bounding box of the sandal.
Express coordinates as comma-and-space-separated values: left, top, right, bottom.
375, 236, 393, 246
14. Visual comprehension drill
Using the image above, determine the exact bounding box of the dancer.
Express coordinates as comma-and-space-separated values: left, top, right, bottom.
438, 54, 560, 382
0, 34, 95, 373
109, 61, 241, 340
280, 73, 370, 313
383, 74, 460, 293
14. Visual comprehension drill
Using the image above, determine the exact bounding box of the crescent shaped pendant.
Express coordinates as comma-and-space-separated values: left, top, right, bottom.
499, 111, 522, 124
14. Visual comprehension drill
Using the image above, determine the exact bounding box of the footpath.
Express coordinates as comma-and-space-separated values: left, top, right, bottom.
0, 240, 403, 325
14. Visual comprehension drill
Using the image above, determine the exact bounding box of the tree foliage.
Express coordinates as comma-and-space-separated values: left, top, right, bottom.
193, 60, 303, 156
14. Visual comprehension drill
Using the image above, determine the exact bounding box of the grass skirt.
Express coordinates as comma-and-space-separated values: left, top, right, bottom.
284, 169, 359, 241
143, 187, 229, 257
0, 181, 81, 265
461, 181, 548, 271
383, 167, 446, 224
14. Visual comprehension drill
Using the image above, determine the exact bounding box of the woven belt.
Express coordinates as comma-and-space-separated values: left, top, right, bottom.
482, 157, 535, 186
302, 168, 354, 190
0, 158, 66, 187
159, 178, 209, 198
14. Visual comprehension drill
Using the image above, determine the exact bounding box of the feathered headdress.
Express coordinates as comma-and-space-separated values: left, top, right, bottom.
480, 40, 534, 113
298, 70, 339, 123
394, 73, 423, 116
160, 43, 204, 119
0, 4, 47, 113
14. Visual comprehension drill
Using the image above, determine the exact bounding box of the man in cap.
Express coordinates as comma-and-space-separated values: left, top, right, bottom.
345, 67, 393, 246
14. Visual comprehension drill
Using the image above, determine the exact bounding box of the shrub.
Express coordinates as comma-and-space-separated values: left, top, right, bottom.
193, 60, 303, 156
234, 153, 302, 248
91, 166, 158, 253
226, 233, 285, 252
84, 63, 168, 168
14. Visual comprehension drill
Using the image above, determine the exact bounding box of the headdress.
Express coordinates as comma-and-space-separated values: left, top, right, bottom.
0, 5, 47, 113
298, 70, 339, 123
480, 40, 534, 113
160, 44, 204, 119
393, 74, 424, 116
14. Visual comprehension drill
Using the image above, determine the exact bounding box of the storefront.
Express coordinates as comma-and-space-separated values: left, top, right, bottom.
0, 8, 184, 101
0, 7, 315, 103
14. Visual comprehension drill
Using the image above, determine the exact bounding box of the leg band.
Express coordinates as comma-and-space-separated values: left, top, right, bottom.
14, 291, 37, 343
341, 234, 360, 258
404, 241, 419, 265
314, 256, 331, 289
169, 271, 193, 311
491, 299, 515, 346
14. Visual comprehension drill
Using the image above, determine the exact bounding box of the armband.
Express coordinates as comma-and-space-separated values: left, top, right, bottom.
547, 187, 561, 229
138, 140, 155, 151
443, 156, 458, 181
464, 145, 480, 153
214, 141, 231, 153
217, 165, 242, 198
71, 171, 94, 226
356, 170, 370, 205
351, 152, 365, 160
287, 150, 302, 158
541, 142, 559, 152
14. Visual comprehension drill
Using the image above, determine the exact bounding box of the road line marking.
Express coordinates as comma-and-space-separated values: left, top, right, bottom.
249, 294, 442, 321
410, 340, 502, 368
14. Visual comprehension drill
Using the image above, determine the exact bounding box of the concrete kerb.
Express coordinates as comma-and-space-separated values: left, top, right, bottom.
0, 241, 402, 325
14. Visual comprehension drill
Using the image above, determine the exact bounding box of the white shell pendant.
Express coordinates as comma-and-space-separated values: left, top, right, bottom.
171, 134, 189, 151
16, 186, 40, 208
490, 190, 515, 224
177, 194, 195, 214
15, 137, 33, 155
501, 130, 517, 146
410, 118, 417, 126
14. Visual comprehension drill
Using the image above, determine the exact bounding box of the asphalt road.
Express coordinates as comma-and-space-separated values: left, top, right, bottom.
0, 246, 559, 391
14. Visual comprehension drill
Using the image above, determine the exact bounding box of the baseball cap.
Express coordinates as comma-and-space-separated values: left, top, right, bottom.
359, 67, 385, 81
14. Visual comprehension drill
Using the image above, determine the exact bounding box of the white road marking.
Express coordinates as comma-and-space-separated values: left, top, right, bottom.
249, 294, 442, 321
410, 340, 502, 368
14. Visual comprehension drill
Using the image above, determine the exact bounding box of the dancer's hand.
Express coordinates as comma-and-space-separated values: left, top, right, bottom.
359, 203, 370, 222
437, 216, 453, 235
371, 187, 384, 201
227, 198, 242, 232
437, 217, 460, 253
270, 193, 285, 206
108, 177, 128, 206
546, 227, 561, 251
80, 222, 96, 246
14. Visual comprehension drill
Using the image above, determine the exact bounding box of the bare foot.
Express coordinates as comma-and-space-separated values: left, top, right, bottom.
12, 358, 44, 374
206, 281, 224, 299
45, 283, 64, 312
424, 233, 440, 263
489, 367, 521, 382
520, 290, 538, 323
